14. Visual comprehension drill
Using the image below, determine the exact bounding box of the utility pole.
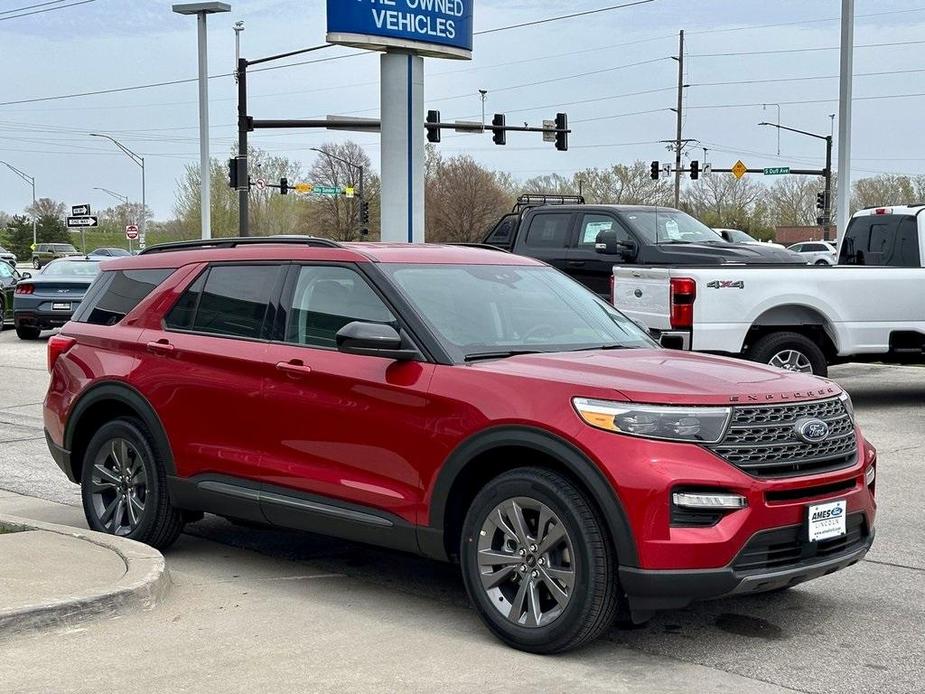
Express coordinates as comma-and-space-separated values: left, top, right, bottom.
237, 57, 250, 236
0, 161, 36, 247
836, 0, 854, 241
672, 29, 684, 208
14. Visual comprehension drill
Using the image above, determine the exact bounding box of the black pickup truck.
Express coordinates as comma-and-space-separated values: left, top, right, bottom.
482, 195, 804, 296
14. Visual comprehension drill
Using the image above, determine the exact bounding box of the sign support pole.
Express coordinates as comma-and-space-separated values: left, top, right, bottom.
380, 51, 424, 244
836, 0, 854, 242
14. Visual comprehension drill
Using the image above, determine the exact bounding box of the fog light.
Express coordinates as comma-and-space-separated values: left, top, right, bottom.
865, 465, 876, 487
672, 492, 747, 509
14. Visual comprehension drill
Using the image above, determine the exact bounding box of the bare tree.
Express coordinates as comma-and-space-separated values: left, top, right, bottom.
26, 198, 66, 219
520, 173, 574, 196
577, 162, 673, 205
766, 176, 822, 226
851, 174, 925, 213
682, 174, 773, 237
305, 141, 373, 241
426, 152, 512, 243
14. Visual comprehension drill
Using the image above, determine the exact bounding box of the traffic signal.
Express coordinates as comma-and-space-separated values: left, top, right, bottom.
280, 177, 289, 195
650, 161, 660, 180
360, 200, 370, 225
816, 191, 826, 210
690, 160, 699, 180
426, 110, 441, 143
491, 113, 507, 146
228, 158, 238, 188
555, 112, 568, 151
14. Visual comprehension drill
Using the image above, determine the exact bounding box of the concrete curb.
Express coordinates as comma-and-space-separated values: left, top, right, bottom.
0, 514, 170, 635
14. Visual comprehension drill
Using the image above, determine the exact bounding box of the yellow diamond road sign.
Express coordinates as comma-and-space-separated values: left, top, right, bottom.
731, 160, 748, 179
294, 182, 313, 194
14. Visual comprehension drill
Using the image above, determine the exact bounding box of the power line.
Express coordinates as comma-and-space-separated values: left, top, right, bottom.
687, 91, 925, 110
0, 0, 68, 15
688, 39, 925, 58
686, 6, 925, 37
693, 67, 925, 87
0, 0, 94, 21
474, 0, 655, 35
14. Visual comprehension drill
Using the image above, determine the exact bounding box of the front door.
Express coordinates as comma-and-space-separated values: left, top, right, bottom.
259, 263, 435, 526
567, 212, 636, 297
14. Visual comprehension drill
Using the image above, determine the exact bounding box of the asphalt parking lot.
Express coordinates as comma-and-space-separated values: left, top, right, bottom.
0, 328, 922, 694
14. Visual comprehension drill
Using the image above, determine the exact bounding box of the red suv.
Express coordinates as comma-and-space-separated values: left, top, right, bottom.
43, 238, 876, 653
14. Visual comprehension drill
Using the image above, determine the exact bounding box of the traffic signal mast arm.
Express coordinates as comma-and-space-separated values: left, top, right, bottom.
426, 110, 570, 149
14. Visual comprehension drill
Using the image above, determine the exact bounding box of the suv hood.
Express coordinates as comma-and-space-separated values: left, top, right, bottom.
657, 242, 804, 265
469, 349, 839, 406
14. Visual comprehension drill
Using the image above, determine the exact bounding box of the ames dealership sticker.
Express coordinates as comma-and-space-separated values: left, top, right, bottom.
808, 500, 847, 542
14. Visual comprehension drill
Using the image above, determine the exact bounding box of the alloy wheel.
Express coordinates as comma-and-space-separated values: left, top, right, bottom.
90, 438, 149, 536
477, 496, 575, 628
768, 349, 813, 373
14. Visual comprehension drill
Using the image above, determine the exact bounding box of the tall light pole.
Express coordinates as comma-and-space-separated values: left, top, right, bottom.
173, 2, 231, 241
836, 0, 854, 240
310, 147, 365, 237
89, 133, 147, 248
758, 121, 833, 241
1, 161, 36, 247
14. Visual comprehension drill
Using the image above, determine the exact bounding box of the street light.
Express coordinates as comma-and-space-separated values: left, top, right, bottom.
310, 148, 366, 236
94, 187, 134, 252
89, 133, 147, 248
174, 2, 231, 241
0, 161, 36, 247
758, 121, 834, 241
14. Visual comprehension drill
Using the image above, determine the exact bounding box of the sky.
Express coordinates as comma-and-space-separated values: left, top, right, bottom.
1, 0, 924, 221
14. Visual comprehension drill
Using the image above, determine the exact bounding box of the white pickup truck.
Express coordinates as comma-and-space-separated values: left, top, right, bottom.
611, 206, 925, 376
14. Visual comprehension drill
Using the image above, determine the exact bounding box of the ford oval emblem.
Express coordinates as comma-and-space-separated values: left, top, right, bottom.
795, 418, 830, 444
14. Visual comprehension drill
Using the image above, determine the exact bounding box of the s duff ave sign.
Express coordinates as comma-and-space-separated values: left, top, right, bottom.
327, 0, 473, 60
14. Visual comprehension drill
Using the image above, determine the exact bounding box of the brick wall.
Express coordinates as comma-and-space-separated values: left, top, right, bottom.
775, 226, 826, 245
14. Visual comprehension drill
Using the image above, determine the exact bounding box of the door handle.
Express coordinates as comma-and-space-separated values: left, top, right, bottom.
566, 260, 586, 268
276, 359, 312, 376
146, 339, 175, 355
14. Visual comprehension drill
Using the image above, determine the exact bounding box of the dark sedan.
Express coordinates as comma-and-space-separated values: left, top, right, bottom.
13, 257, 101, 339
0, 259, 22, 329
89, 247, 132, 258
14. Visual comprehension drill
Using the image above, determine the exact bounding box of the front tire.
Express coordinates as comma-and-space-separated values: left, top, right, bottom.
80, 417, 184, 549
748, 331, 828, 376
460, 468, 619, 654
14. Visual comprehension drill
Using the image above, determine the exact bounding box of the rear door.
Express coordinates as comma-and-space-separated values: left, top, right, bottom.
136, 262, 287, 485
258, 263, 435, 526
516, 210, 576, 272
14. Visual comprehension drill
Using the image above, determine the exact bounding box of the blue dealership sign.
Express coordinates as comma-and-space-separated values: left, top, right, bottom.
327, 0, 474, 60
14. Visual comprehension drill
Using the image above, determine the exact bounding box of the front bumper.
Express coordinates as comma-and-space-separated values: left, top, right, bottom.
620, 524, 874, 613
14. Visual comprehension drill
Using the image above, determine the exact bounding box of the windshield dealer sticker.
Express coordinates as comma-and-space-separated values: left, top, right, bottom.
664, 219, 682, 240
706, 280, 745, 289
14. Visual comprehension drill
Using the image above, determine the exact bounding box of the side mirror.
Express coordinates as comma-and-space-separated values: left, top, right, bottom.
20, 271, 31, 280
336, 321, 418, 361
596, 230, 637, 260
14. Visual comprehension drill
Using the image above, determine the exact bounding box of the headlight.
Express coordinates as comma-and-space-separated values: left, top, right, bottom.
572, 398, 731, 443
838, 391, 855, 421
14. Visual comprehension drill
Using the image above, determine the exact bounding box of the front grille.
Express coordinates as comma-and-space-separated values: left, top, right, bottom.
733, 513, 867, 573
707, 398, 857, 477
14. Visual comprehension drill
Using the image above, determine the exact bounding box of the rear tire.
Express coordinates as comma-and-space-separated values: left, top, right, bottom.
32, 258, 40, 270
815, 259, 829, 265
748, 331, 828, 377
80, 417, 184, 549
460, 467, 620, 654
15, 326, 40, 340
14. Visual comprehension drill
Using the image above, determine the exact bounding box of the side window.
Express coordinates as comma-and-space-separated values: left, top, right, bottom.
889, 218, 921, 267
285, 265, 395, 349
577, 213, 627, 247
166, 264, 283, 339
73, 269, 173, 326
789, 244, 803, 252
485, 215, 517, 247
165, 271, 206, 330
867, 223, 892, 264
524, 213, 572, 249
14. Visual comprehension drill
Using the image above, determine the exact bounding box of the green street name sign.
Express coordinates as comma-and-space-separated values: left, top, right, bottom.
763, 167, 791, 176
313, 186, 341, 196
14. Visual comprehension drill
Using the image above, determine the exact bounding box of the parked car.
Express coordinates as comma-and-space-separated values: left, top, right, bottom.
611, 205, 925, 375
713, 228, 787, 250
483, 195, 804, 297
0, 245, 18, 267
88, 247, 132, 258
43, 237, 876, 653
13, 256, 100, 339
31, 242, 81, 270
0, 259, 22, 329
788, 240, 837, 265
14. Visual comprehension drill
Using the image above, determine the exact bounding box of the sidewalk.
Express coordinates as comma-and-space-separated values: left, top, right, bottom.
0, 494, 168, 634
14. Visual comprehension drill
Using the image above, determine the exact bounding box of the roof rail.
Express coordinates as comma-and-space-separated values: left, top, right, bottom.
513, 193, 585, 213
138, 236, 342, 255
445, 242, 510, 253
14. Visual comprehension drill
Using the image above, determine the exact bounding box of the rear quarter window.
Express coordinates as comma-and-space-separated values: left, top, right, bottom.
73, 269, 174, 326
524, 213, 572, 249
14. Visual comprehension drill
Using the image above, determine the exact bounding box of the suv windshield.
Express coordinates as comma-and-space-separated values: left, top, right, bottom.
383, 264, 655, 361
622, 208, 720, 244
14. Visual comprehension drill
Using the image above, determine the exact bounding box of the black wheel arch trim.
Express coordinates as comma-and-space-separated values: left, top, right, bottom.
423, 425, 639, 567
64, 380, 176, 482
